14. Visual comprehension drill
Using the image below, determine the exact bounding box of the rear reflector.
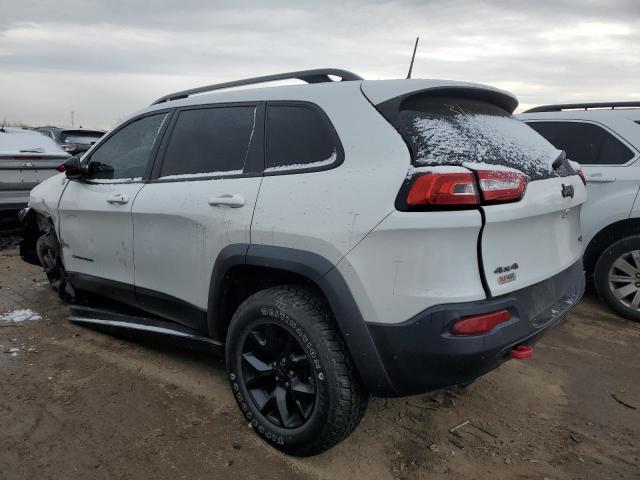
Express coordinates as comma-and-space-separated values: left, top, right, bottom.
451, 309, 511, 336
406, 172, 478, 206
476, 170, 527, 203
57, 164, 65, 172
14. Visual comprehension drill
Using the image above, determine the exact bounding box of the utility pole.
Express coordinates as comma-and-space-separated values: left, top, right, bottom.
70, 110, 75, 127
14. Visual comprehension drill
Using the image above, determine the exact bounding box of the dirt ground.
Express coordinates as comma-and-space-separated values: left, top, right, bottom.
1, 246, 639, 480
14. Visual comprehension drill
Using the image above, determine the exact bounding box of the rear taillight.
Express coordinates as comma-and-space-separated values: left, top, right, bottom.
577, 168, 586, 185
476, 170, 527, 203
451, 309, 511, 336
403, 168, 528, 210
406, 172, 478, 207
57, 164, 65, 172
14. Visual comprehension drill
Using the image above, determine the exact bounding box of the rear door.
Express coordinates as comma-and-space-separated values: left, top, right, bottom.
525, 120, 640, 247
367, 90, 586, 297
58, 112, 170, 298
131, 103, 264, 330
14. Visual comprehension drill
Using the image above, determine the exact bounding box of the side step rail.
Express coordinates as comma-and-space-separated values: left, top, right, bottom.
69, 305, 223, 353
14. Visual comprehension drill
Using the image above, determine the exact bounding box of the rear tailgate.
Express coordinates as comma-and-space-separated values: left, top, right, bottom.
0, 155, 67, 190
363, 80, 586, 297
472, 169, 585, 295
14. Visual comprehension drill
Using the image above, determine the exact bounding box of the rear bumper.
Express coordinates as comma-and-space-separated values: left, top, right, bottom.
366, 259, 585, 396
0, 190, 29, 211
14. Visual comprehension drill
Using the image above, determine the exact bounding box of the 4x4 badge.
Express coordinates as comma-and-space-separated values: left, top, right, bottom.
561, 184, 574, 198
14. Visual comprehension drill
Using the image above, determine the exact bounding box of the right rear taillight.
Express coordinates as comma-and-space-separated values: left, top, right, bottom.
406, 172, 479, 207
476, 170, 528, 203
577, 168, 587, 185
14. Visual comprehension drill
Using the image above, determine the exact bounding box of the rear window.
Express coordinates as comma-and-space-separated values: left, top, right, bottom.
61, 131, 104, 145
527, 121, 635, 165
388, 95, 563, 180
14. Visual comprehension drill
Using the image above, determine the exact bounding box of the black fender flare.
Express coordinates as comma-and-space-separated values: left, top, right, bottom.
207, 243, 397, 396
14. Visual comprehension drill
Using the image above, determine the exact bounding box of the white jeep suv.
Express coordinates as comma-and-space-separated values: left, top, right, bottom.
520, 103, 640, 321
20, 69, 586, 455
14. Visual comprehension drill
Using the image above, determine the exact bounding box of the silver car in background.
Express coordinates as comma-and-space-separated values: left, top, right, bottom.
0, 127, 69, 212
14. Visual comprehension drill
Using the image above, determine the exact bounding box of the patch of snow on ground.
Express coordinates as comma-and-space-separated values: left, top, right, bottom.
0, 309, 42, 323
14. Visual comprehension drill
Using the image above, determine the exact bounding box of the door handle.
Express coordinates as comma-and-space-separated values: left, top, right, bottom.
586, 176, 616, 183
106, 193, 129, 205
208, 194, 246, 208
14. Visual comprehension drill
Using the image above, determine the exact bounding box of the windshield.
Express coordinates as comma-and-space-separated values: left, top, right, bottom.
392, 95, 564, 180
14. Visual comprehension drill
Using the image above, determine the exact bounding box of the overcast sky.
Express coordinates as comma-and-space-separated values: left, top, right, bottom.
1, 0, 638, 130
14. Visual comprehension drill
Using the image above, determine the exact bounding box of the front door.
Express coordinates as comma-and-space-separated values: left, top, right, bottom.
58, 112, 170, 301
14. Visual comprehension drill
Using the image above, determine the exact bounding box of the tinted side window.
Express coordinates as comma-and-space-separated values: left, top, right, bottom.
266, 105, 338, 172
527, 121, 634, 165
599, 130, 635, 165
527, 121, 603, 165
88, 113, 167, 180
160, 106, 256, 178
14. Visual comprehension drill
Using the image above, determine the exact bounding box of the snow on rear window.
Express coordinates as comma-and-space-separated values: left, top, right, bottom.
397, 97, 562, 180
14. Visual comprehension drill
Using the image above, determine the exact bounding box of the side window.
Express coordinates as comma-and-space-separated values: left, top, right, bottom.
527, 121, 634, 165
265, 105, 339, 172
599, 130, 635, 165
88, 113, 167, 180
160, 106, 256, 178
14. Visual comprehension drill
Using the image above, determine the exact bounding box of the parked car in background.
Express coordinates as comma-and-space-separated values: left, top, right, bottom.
20, 69, 586, 455
0, 126, 69, 212
35, 127, 105, 156
520, 102, 640, 322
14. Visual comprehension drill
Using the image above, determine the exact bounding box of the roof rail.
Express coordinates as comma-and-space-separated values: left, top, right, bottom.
524, 101, 640, 113
151, 68, 364, 105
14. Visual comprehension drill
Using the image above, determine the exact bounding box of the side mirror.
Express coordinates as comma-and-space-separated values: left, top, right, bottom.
63, 156, 85, 180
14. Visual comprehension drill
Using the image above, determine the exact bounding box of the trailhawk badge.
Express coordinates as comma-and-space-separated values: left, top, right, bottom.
494, 263, 518, 285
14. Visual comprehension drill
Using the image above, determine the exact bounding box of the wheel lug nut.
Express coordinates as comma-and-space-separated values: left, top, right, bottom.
285, 382, 289, 387
289, 370, 294, 376
275, 376, 279, 381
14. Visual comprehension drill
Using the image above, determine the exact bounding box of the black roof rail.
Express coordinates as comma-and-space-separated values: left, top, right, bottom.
151, 68, 364, 105
524, 101, 640, 113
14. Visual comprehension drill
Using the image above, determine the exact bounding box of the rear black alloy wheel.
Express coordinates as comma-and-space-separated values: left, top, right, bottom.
226, 286, 368, 456
240, 322, 316, 429
595, 235, 640, 322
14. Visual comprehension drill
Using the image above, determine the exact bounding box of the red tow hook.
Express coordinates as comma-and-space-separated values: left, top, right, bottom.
509, 345, 533, 360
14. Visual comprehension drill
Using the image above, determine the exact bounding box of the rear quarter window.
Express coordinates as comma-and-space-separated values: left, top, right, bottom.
387, 95, 562, 180
265, 104, 341, 173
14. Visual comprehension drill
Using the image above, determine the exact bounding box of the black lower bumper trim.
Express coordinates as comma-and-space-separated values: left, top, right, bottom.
367, 260, 585, 396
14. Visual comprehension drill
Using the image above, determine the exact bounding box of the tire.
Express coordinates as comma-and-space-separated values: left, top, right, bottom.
36, 231, 74, 302
594, 235, 640, 322
225, 285, 368, 456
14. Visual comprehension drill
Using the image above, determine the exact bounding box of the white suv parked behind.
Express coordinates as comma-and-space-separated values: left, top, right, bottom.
520, 103, 640, 321
20, 69, 586, 455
